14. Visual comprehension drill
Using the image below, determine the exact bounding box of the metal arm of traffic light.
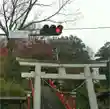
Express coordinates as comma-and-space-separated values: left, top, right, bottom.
27, 25, 63, 36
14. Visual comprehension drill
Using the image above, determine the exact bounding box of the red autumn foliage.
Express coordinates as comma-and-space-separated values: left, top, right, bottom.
8, 38, 53, 59
0, 48, 8, 56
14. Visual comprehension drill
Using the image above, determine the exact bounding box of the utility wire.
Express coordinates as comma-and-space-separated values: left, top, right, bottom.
64, 26, 110, 30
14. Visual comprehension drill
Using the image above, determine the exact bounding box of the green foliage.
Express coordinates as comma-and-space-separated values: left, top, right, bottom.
0, 78, 26, 97
76, 84, 90, 109
50, 35, 90, 63
0, 56, 8, 77
98, 67, 110, 88
0, 54, 22, 82
95, 42, 110, 60
95, 42, 110, 89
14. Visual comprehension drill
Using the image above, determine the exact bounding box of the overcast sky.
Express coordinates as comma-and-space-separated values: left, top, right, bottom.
0, 0, 110, 53
38, 0, 110, 53
64, 0, 110, 53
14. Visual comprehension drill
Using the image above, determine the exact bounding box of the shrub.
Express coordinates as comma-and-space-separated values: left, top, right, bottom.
0, 78, 26, 97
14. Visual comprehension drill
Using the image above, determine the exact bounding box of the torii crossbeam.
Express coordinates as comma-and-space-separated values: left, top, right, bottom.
16, 58, 107, 109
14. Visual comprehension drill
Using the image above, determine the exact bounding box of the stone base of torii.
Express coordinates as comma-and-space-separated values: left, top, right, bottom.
16, 58, 106, 109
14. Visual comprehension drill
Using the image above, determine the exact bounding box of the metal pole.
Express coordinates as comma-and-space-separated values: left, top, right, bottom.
108, 57, 110, 71
27, 94, 31, 109
107, 57, 110, 88
84, 65, 98, 109
55, 48, 59, 61
34, 63, 41, 109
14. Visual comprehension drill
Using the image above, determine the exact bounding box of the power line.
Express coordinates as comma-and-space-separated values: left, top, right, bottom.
64, 26, 110, 30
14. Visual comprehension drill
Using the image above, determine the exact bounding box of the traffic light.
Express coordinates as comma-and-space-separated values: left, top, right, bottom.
40, 25, 63, 36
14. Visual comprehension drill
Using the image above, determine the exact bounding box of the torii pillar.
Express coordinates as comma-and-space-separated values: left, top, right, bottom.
18, 59, 106, 109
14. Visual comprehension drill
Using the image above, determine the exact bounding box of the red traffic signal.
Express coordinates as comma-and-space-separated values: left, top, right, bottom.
56, 28, 61, 33
56, 25, 63, 34
40, 25, 63, 36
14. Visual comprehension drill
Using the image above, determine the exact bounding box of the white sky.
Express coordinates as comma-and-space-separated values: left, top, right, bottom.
38, 0, 110, 53
65, 0, 110, 53
0, 0, 110, 53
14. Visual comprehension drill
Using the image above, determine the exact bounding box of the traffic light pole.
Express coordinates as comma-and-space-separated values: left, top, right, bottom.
108, 57, 110, 70
108, 57, 110, 88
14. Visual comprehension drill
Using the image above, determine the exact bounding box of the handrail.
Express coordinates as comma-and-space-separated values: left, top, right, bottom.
28, 78, 76, 109
48, 79, 76, 109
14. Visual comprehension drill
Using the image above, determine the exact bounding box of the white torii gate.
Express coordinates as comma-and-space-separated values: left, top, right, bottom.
16, 58, 106, 109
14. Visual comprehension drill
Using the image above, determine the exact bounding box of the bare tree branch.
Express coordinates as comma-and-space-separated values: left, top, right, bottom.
2, 0, 9, 36
18, 0, 38, 29
13, 22, 18, 30
0, 20, 8, 37
11, 8, 30, 28
47, 20, 63, 23
16, 1, 29, 7
35, 3, 52, 7
58, 12, 81, 16
16, 1, 53, 7
21, 0, 71, 29
9, 0, 18, 29
10, 0, 34, 29
0, 12, 4, 16
47, 19, 77, 24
